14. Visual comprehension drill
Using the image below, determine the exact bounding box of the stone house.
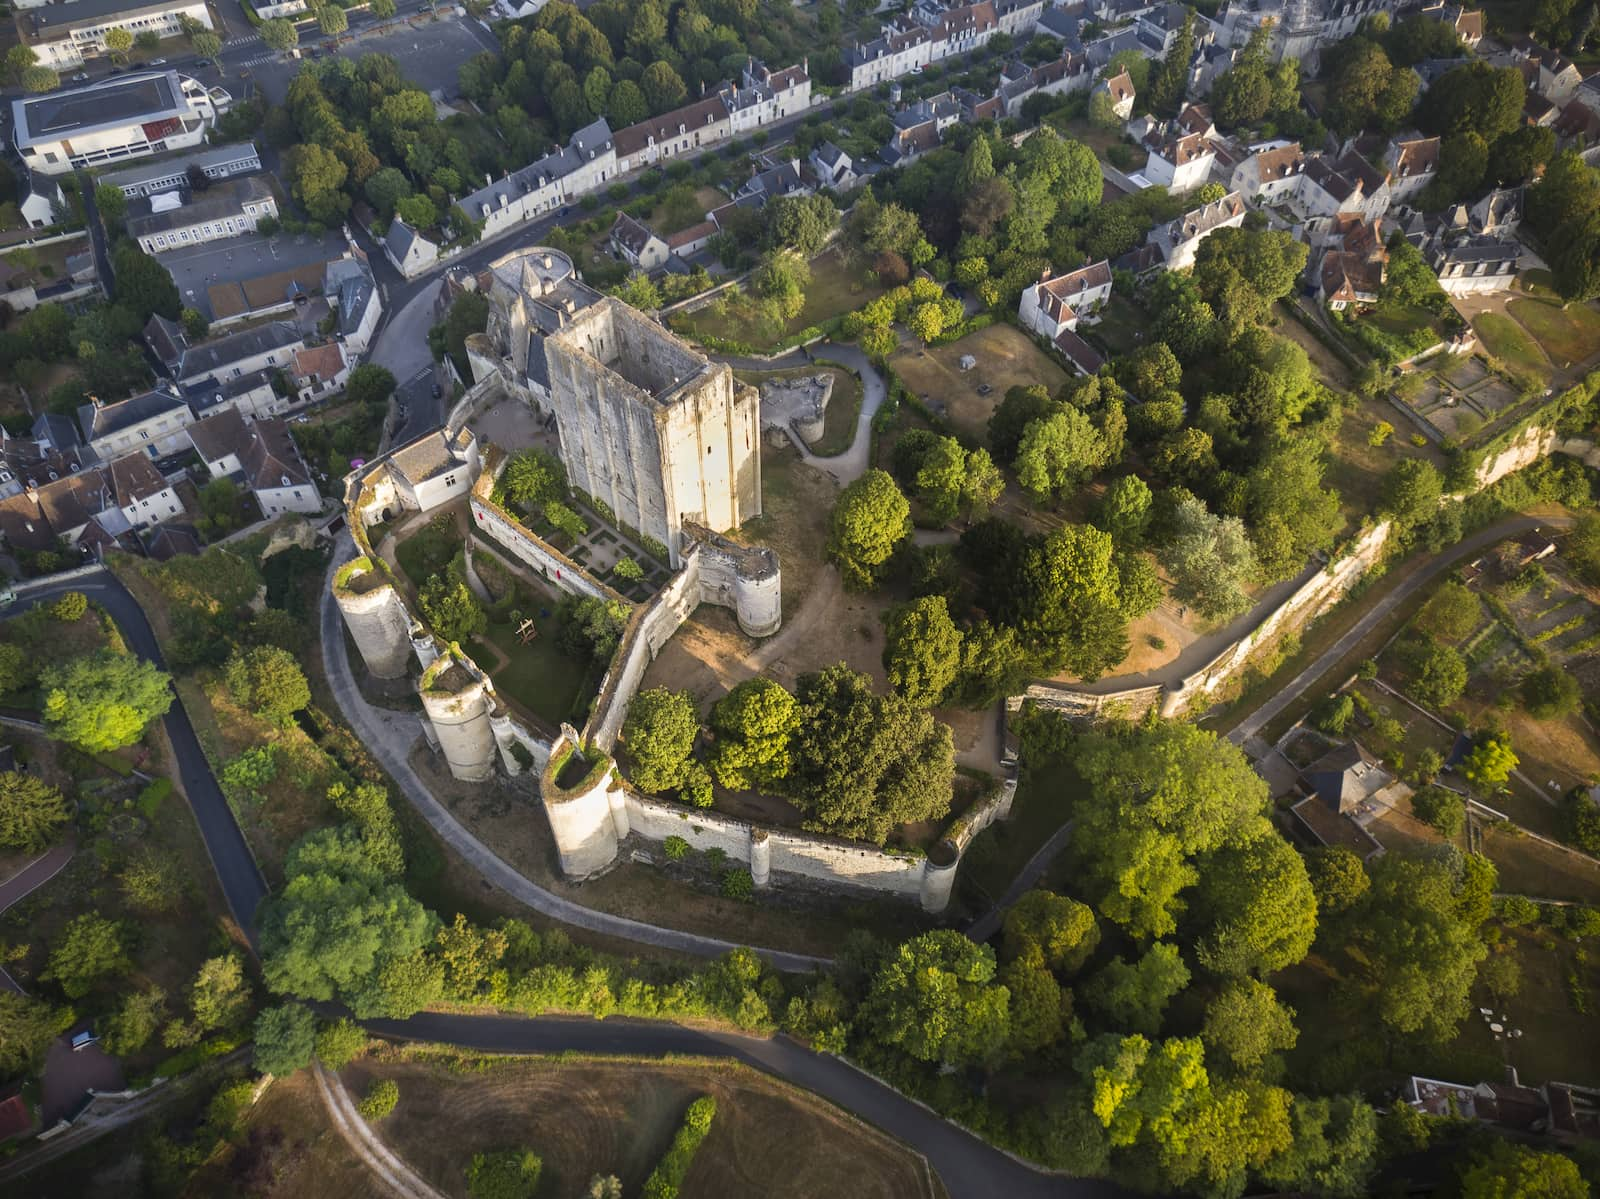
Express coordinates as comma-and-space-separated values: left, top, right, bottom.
1230, 142, 1305, 205
1150, 191, 1247, 271
126, 175, 278, 255
809, 141, 859, 191
1385, 134, 1441, 203
1017, 259, 1114, 341
19, 170, 62, 229
384, 220, 440, 279
77, 388, 193, 461
610, 212, 670, 272
1094, 68, 1137, 121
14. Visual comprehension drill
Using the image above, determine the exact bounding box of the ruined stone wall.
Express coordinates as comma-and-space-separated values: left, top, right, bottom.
1007, 683, 1166, 721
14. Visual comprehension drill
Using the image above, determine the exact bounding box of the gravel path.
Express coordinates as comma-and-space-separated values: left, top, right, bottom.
315, 1062, 446, 1199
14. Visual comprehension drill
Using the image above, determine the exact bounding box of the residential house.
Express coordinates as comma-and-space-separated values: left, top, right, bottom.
367, 426, 481, 516
720, 59, 811, 137
1017, 259, 1114, 342
1421, 3, 1483, 50
1137, 2, 1212, 53
1034, 4, 1082, 41
732, 156, 811, 205
1510, 38, 1583, 106
1142, 132, 1217, 194
809, 141, 859, 191
384, 220, 439, 279
126, 175, 277, 255
1318, 239, 1388, 310
1189, 43, 1238, 97
1230, 142, 1305, 204
613, 93, 734, 175
0, 448, 183, 555
667, 222, 717, 260
458, 118, 616, 242
1427, 234, 1520, 296
149, 318, 305, 388
610, 212, 670, 272
324, 249, 382, 355
1470, 187, 1523, 237
1289, 740, 1391, 856
1150, 191, 1247, 271
99, 142, 262, 198
844, 21, 935, 92
1554, 96, 1600, 148
954, 85, 1005, 124
187, 408, 321, 516
1297, 149, 1391, 222
997, 50, 1092, 117
19, 170, 62, 229
1094, 68, 1137, 122
77, 388, 193, 460
292, 342, 350, 403
1385, 134, 1441, 203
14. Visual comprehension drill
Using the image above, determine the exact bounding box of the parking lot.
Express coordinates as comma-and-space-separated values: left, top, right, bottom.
244, 16, 497, 105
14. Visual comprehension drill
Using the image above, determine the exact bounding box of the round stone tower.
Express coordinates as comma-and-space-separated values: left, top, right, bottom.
333, 557, 413, 679
418, 652, 496, 782
540, 726, 621, 878
733, 557, 782, 639
919, 840, 959, 914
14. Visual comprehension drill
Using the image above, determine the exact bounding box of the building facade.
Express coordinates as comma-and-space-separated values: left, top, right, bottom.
12, 71, 222, 174
127, 175, 277, 254
19, 0, 213, 69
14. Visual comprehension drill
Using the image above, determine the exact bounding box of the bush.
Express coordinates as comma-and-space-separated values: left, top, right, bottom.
663, 835, 690, 860
50, 591, 88, 622
1498, 895, 1541, 926
1521, 665, 1582, 720
720, 869, 754, 900
358, 1079, 399, 1121
1411, 786, 1466, 838
466, 1148, 542, 1199
1559, 789, 1600, 854
314, 1018, 368, 1069
642, 1096, 717, 1199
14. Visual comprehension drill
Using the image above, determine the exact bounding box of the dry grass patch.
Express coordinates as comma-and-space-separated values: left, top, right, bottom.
1507, 296, 1600, 370
346, 1050, 941, 1199
889, 324, 1068, 445
736, 441, 837, 615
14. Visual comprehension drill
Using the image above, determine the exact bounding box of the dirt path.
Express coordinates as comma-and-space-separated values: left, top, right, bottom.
314, 1063, 445, 1199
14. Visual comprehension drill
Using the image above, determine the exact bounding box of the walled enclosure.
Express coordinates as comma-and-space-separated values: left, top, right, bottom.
544, 298, 762, 568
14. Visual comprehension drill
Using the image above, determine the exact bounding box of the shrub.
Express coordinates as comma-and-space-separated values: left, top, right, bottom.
1411, 786, 1466, 838
1314, 693, 1355, 735
1521, 665, 1581, 720
1498, 895, 1541, 926
613, 557, 644, 582
663, 835, 690, 861
358, 1079, 399, 1121
720, 869, 754, 901
314, 1018, 368, 1069
50, 591, 88, 622
642, 1096, 717, 1199
466, 1148, 542, 1199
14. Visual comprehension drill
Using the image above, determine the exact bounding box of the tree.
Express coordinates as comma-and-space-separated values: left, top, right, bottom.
190, 27, 222, 57
1490, 125, 1556, 188
102, 27, 134, 60
1418, 62, 1525, 141
103, 985, 166, 1056
1015, 408, 1106, 504
1384, 458, 1443, 527
0, 991, 73, 1075
253, 1003, 317, 1076
621, 688, 698, 795
883, 596, 962, 708
371, 0, 396, 16
315, 1018, 368, 1068
786, 664, 954, 844
1396, 636, 1467, 707
905, 301, 946, 345
261, 17, 298, 51
1192, 830, 1318, 976
607, 79, 648, 126
112, 242, 182, 321
395, 193, 438, 231
190, 953, 251, 1032
1459, 1143, 1587, 1199
0, 645, 29, 696
1157, 496, 1259, 621
765, 194, 836, 256
989, 384, 1057, 464
1417, 580, 1480, 641
44, 913, 129, 998
1003, 890, 1100, 976
1260, 1094, 1379, 1197
259, 826, 437, 1010
224, 645, 309, 724
0, 771, 71, 853
960, 448, 1004, 521
860, 931, 1011, 1067
315, 5, 347, 35
120, 846, 184, 911
1382, 239, 1448, 312
4, 44, 38, 86
1343, 852, 1489, 1041
1306, 846, 1369, 916
499, 449, 565, 510
1202, 978, 1298, 1072
41, 650, 173, 753
20, 66, 59, 95
1462, 730, 1517, 790
613, 271, 661, 311
640, 60, 687, 113
345, 363, 396, 409
94, 183, 128, 227
364, 167, 411, 219
828, 470, 910, 591
1082, 943, 1191, 1037
708, 678, 800, 792
1145, 8, 1194, 115
1411, 786, 1465, 837
287, 143, 350, 224
1522, 665, 1581, 720
1097, 476, 1153, 545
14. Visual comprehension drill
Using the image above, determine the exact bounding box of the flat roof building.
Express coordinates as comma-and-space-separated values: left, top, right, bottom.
97, 142, 262, 198
12, 71, 223, 175
18, 0, 214, 70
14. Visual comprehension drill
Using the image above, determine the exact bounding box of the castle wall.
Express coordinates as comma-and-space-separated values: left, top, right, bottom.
469, 492, 614, 602
333, 560, 414, 680
419, 657, 498, 782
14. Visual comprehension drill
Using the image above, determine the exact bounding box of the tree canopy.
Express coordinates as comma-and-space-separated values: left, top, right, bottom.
41, 650, 174, 752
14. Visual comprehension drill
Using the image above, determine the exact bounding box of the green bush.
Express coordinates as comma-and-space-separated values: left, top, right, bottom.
314, 1018, 368, 1069
358, 1079, 399, 1120
720, 869, 754, 901
642, 1096, 717, 1199
136, 778, 172, 820
466, 1148, 542, 1199
663, 835, 690, 860
50, 591, 88, 622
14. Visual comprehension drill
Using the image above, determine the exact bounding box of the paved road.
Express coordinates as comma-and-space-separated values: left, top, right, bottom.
1227, 514, 1571, 745
373, 1011, 1132, 1199
316, 536, 831, 973
9, 572, 268, 935
0, 842, 76, 918
967, 821, 1076, 944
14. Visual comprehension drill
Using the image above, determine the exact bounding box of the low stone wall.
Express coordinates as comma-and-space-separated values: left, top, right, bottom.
585, 555, 701, 752
1007, 683, 1165, 721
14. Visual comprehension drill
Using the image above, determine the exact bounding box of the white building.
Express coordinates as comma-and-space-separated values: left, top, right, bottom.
1385, 134, 1441, 203
721, 60, 811, 136
1018, 260, 1114, 341
98, 142, 262, 198
844, 22, 934, 91
187, 408, 322, 517
1297, 150, 1391, 222
126, 175, 277, 255
1150, 191, 1248, 271
20, 170, 63, 229
1142, 132, 1217, 194
77, 387, 194, 460
457, 118, 615, 243
19, 0, 213, 70
610, 212, 670, 272
1428, 236, 1520, 296
155, 319, 306, 388
291, 342, 351, 404
12, 71, 223, 175
325, 250, 383, 356
383, 219, 440, 279
809, 141, 859, 191
1094, 69, 1137, 121
1230, 142, 1305, 204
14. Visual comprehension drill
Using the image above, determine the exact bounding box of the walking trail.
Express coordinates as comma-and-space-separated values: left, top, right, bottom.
314, 1063, 445, 1199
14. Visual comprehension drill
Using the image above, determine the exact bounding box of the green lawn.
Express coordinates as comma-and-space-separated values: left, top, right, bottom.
467, 604, 598, 729
394, 518, 459, 589
678, 249, 885, 350
1507, 296, 1600, 369
1473, 311, 1548, 377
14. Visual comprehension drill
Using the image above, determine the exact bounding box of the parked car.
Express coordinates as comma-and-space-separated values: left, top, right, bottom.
149, 57, 167, 65
431, 382, 442, 398
72, 71, 90, 81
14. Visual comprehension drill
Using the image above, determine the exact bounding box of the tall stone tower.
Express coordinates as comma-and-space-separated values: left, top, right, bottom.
543, 299, 761, 567
332, 558, 413, 679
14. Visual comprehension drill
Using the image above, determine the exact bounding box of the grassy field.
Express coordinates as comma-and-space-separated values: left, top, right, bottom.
341, 1049, 942, 1199
1473, 312, 1548, 377
888, 324, 1069, 445
466, 603, 597, 730
678, 249, 884, 350
642, 184, 725, 235
1507, 295, 1600, 369
960, 751, 1081, 903
393, 515, 459, 592
738, 440, 837, 615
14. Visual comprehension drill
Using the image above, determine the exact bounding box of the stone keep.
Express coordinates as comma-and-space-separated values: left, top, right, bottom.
544, 299, 761, 567
332, 558, 413, 680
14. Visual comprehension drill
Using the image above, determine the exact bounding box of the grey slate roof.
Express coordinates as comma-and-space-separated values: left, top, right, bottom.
125, 176, 274, 240
77, 388, 188, 444
176, 321, 302, 383
459, 118, 614, 217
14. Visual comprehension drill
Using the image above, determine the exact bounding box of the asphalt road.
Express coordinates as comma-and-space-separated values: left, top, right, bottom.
374, 1012, 1133, 1199
10, 571, 268, 935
